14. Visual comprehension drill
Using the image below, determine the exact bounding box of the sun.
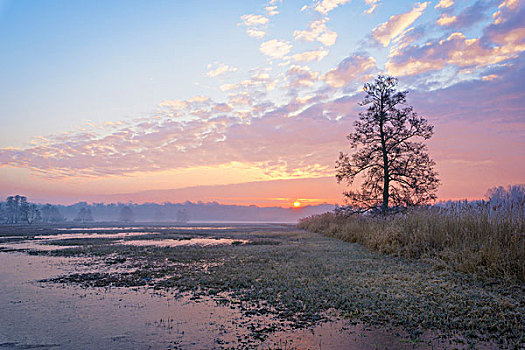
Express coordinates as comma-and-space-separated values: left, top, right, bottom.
293, 200, 301, 208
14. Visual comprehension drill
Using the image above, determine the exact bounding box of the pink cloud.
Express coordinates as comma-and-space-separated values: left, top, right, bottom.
372, 2, 429, 47
387, 7, 525, 76
323, 54, 377, 88
286, 65, 320, 88
0, 92, 358, 179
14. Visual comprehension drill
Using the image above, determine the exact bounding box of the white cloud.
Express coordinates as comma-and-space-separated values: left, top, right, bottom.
246, 28, 266, 38
260, 39, 293, 58
187, 95, 210, 104
294, 19, 338, 47
364, 0, 380, 14
291, 48, 329, 62
493, 0, 521, 24
240, 14, 269, 26
318, 30, 338, 46
323, 54, 376, 88
435, 0, 454, 9
314, 0, 351, 14
158, 100, 188, 110
265, 6, 279, 16
239, 14, 269, 39
206, 63, 238, 77
437, 14, 457, 26
372, 2, 429, 47
220, 83, 238, 92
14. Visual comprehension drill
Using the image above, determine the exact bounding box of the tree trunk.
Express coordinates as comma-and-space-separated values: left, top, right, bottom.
382, 172, 389, 214
379, 94, 389, 215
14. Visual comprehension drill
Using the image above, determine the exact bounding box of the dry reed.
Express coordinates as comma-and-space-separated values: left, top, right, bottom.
299, 187, 525, 282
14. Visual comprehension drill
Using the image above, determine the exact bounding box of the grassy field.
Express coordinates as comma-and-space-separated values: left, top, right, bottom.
299, 199, 525, 283
1, 223, 523, 348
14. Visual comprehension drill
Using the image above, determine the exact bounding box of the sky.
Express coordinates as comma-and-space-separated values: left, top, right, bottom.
0, 0, 524, 207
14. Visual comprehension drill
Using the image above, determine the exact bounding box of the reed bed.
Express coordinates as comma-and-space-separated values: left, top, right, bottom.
299, 186, 525, 282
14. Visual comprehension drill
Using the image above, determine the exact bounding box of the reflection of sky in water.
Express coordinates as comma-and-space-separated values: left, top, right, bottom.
0, 230, 246, 252
56, 226, 234, 231
57, 227, 141, 231
116, 238, 246, 247
0, 253, 252, 348
0, 253, 453, 349
35, 232, 161, 240
0, 242, 77, 251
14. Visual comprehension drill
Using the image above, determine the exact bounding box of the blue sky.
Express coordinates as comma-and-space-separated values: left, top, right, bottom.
0, 0, 524, 205
0, 0, 421, 146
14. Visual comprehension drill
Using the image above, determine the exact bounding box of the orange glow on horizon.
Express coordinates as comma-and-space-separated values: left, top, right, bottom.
293, 200, 301, 208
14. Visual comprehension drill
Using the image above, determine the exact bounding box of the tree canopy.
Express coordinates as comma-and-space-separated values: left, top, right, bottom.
336, 75, 439, 214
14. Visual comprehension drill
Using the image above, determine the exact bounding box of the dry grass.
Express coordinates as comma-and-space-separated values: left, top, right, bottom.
299, 198, 525, 282
6, 223, 523, 345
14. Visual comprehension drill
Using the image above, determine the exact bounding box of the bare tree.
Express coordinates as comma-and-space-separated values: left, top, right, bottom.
41, 204, 65, 223
176, 208, 189, 223
336, 75, 439, 214
119, 206, 135, 223
6, 195, 22, 223
3, 195, 41, 224
74, 207, 94, 223
24, 203, 41, 224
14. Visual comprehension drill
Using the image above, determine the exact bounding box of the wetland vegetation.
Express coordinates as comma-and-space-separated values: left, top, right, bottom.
1, 223, 523, 348
299, 187, 525, 283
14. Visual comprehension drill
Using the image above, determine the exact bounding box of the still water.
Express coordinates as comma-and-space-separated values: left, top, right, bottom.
0, 252, 450, 349
0, 253, 252, 349
0, 224, 476, 349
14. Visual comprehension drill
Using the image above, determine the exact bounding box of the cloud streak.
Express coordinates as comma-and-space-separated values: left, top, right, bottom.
372, 2, 429, 47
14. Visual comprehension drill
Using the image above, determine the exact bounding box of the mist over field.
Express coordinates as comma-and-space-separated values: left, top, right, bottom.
0, 198, 334, 223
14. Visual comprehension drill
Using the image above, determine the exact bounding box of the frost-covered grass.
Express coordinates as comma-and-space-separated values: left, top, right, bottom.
1, 223, 523, 347
299, 185, 525, 282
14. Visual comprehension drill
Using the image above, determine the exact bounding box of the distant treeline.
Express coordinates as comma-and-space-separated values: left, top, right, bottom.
0, 197, 334, 224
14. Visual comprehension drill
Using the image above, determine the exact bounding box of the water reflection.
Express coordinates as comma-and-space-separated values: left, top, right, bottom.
0, 253, 250, 349
0, 231, 162, 252
0, 253, 466, 349
35, 232, 161, 240
0, 242, 79, 251
0, 233, 247, 252
56, 227, 141, 231
116, 238, 247, 247
56, 226, 235, 231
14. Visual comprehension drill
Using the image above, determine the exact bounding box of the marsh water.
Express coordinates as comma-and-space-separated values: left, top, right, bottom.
0, 224, 505, 349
